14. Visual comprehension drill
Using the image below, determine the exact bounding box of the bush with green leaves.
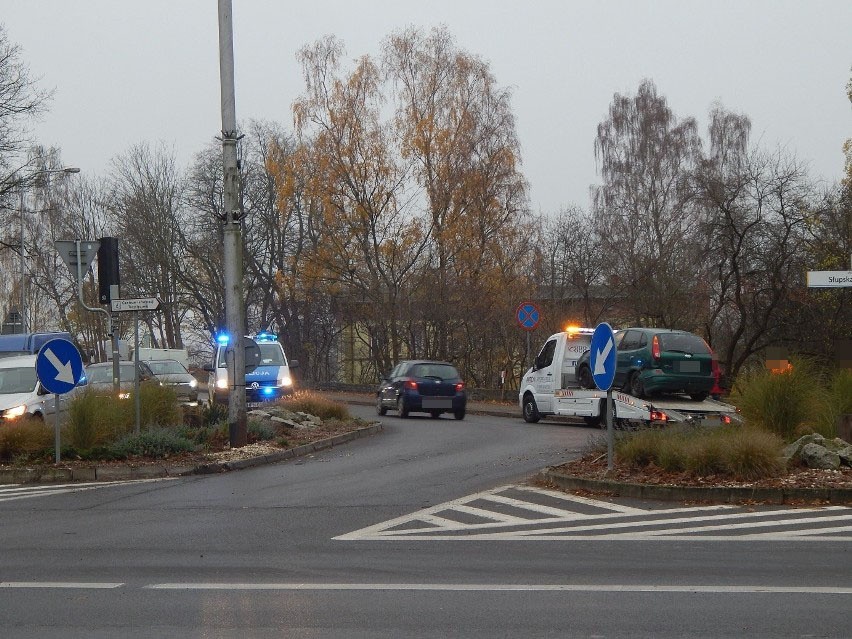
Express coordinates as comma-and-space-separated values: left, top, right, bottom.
108, 428, 195, 459
615, 425, 785, 480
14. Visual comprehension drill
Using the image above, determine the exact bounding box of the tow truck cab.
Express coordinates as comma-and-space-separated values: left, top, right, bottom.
520, 327, 593, 416
205, 332, 298, 405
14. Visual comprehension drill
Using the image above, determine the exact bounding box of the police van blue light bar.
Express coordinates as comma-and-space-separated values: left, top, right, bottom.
215, 333, 230, 345
255, 332, 277, 343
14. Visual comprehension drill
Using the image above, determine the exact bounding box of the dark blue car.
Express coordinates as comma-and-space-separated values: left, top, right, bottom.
377, 360, 467, 420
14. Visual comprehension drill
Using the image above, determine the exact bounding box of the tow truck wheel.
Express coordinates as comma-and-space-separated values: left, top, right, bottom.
577, 364, 594, 389
522, 394, 540, 423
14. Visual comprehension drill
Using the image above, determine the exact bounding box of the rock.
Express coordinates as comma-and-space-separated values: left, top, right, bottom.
799, 443, 841, 470
783, 434, 827, 464
838, 446, 852, 467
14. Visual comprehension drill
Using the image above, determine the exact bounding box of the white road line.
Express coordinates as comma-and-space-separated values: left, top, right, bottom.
511, 486, 651, 514
144, 583, 852, 594
451, 504, 530, 524
0, 582, 124, 589
480, 493, 602, 518
337, 485, 850, 540
0, 478, 175, 503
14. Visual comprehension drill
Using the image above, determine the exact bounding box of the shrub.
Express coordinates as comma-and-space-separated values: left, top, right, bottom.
248, 419, 275, 442
0, 416, 53, 461
277, 391, 349, 421
200, 400, 228, 428
730, 357, 828, 440
109, 428, 195, 459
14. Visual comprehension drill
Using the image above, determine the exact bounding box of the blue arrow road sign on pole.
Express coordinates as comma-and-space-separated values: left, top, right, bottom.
36, 338, 84, 395
590, 322, 617, 392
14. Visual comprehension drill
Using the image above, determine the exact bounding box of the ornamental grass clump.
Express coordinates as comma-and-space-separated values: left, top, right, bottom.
0, 416, 53, 461
277, 391, 350, 421
615, 425, 785, 480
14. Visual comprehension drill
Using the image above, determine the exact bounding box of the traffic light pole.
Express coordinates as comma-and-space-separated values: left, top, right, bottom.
218, 0, 247, 447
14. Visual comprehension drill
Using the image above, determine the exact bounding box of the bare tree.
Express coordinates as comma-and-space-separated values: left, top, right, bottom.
106, 143, 190, 349
593, 79, 706, 328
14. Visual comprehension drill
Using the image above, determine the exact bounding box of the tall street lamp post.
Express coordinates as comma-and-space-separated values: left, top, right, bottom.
18, 166, 80, 333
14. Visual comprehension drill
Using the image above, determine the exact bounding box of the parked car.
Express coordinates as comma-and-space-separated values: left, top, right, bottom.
145, 359, 199, 406
0, 354, 82, 421
576, 328, 715, 401
376, 360, 467, 420
84, 361, 155, 397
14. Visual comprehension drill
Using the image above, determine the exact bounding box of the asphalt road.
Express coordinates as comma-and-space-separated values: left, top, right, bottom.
1, 405, 850, 638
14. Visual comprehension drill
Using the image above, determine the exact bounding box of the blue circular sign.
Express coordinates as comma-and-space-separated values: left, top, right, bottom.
590, 322, 617, 391
35, 338, 84, 395
516, 302, 540, 331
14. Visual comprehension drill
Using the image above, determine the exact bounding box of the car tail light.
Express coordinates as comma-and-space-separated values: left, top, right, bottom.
455, 382, 465, 392
404, 380, 418, 390
651, 335, 661, 361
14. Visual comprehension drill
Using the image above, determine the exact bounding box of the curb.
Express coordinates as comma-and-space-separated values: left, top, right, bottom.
0, 423, 383, 485
540, 467, 852, 505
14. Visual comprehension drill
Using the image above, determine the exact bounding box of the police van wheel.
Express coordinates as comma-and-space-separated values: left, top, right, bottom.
522, 394, 540, 423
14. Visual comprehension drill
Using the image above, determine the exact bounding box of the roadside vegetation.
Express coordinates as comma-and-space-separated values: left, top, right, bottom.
612, 362, 852, 481
0, 389, 355, 465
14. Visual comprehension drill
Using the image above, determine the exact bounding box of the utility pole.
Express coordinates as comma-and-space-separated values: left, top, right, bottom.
218, 0, 247, 447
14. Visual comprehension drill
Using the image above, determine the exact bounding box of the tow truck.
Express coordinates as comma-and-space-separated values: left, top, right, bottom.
518, 327, 739, 428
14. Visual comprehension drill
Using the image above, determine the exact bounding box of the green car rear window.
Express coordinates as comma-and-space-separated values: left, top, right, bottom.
658, 333, 710, 355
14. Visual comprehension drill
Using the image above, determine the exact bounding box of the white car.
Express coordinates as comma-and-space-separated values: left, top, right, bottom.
0, 355, 80, 422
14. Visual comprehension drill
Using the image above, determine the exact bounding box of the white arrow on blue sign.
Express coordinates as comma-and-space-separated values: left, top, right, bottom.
36, 338, 84, 395
590, 322, 617, 391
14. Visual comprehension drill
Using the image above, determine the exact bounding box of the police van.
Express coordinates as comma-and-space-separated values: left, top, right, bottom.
205, 332, 297, 405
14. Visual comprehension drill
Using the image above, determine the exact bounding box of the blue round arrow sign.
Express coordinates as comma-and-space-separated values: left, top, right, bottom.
36, 338, 84, 395
589, 322, 617, 391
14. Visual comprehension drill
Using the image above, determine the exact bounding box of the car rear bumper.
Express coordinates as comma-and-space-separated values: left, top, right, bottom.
642, 372, 714, 395
402, 391, 467, 413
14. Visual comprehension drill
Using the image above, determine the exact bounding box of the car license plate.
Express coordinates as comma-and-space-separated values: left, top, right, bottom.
678, 360, 700, 373
422, 398, 452, 409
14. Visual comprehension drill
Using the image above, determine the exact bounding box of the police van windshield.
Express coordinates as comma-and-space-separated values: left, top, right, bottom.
218, 342, 286, 367
0, 366, 38, 394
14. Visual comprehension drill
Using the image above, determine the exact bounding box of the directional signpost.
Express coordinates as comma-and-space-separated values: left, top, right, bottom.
590, 322, 618, 471
36, 338, 84, 463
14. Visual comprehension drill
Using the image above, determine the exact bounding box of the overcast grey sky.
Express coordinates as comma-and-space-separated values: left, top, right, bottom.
4, 0, 851, 213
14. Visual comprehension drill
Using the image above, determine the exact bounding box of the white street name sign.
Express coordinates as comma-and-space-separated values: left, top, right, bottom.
806, 271, 852, 288
111, 298, 161, 312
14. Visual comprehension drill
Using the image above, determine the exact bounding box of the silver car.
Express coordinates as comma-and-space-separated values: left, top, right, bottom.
145, 359, 199, 406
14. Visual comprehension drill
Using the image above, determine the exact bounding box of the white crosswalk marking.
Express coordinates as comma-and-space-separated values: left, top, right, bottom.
0, 478, 172, 503
335, 485, 852, 541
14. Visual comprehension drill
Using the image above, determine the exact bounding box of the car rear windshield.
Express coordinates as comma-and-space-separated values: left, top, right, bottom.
659, 333, 710, 355
148, 360, 188, 375
0, 366, 38, 394
409, 363, 460, 380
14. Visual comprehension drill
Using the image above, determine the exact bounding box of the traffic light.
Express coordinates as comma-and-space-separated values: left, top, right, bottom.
97, 236, 120, 304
